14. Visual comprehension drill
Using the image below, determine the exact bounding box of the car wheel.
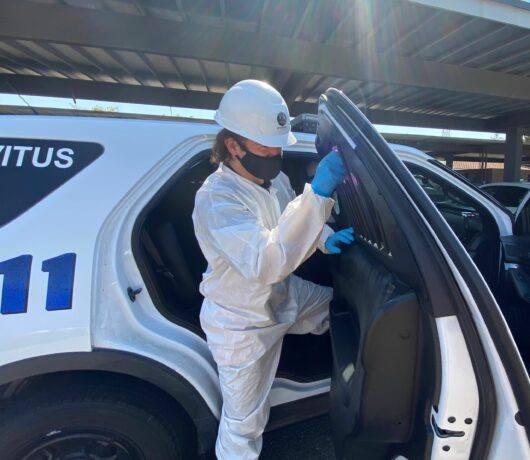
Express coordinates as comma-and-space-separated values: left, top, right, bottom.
0, 384, 194, 460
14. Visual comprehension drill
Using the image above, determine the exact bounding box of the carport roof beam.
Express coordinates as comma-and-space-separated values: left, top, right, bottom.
1, 0, 530, 102
405, 0, 530, 30
0, 74, 490, 131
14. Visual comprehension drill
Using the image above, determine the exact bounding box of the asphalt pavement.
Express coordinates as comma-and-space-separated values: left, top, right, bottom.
261, 415, 336, 459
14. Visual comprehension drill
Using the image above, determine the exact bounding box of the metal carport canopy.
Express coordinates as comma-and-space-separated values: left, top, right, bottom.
0, 0, 529, 131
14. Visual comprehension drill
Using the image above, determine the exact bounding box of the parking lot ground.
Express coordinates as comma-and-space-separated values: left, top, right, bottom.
261, 415, 336, 459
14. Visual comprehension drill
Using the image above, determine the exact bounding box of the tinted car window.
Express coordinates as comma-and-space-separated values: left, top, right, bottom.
407, 164, 484, 247
428, 159, 509, 213
482, 186, 528, 209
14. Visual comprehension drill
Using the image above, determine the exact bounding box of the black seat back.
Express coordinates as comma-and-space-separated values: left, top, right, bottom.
142, 219, 202, 309
154, 221, 201, 303
330, 244, 422, 444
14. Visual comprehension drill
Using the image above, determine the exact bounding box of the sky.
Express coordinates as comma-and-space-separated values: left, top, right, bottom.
0, 93, 506, 142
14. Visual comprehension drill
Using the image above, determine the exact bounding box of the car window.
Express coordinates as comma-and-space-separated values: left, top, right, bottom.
407, 163, 485, 247
428, 159, 511, 214
482, 186, 528, 209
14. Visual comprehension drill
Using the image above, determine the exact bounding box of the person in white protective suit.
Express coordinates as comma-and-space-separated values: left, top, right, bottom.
192, 79, 354, 459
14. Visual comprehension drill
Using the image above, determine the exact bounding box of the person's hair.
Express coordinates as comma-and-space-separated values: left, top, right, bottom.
210, 128, 245, 165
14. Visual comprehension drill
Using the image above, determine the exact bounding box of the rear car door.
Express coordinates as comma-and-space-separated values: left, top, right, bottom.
316, 89, 530, 459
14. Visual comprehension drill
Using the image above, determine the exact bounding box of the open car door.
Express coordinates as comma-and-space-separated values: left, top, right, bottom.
316, 89, 530, 459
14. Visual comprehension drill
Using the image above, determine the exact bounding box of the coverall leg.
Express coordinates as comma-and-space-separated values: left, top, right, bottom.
202, 277, 332, 460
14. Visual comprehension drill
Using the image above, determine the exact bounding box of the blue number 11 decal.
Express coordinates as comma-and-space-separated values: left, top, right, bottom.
42, 253, 76, 311
0, 253, 76, 314
0, 255, 32, 314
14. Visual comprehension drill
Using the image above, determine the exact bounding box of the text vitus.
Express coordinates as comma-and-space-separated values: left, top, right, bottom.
0, 145, 74, 169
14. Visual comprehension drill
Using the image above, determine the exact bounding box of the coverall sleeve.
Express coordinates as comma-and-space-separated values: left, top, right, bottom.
318, 224, 335, 254
200, 183, 334, 285
278, 174, 334, 254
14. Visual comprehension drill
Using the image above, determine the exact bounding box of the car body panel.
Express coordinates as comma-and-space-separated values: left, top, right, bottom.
447, 255, 530, 459
0, 115, 333, 419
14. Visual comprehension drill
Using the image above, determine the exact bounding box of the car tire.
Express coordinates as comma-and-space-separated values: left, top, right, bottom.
0, 383, 194, 460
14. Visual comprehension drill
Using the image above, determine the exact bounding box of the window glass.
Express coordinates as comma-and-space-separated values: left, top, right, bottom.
407, 164, 485, 247
482, 186, 528, 209
429, 159, 508, 212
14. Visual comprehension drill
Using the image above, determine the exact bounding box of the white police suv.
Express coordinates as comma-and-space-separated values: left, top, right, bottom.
0, 89, 528, 460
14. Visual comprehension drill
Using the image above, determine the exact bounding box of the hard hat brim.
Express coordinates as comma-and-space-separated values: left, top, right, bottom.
246, 130, 298, 148
215, 111, 297, 148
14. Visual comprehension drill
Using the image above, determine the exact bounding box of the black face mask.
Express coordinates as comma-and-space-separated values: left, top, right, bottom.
236, 140, 283, 182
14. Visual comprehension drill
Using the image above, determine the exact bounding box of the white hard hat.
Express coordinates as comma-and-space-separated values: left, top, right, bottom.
215, 79, 297, 148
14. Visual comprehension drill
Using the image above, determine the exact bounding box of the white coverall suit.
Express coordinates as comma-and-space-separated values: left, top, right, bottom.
192, 163, 335, 459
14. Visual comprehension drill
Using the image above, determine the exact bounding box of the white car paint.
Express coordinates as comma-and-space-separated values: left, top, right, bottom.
430, 316, 479, 460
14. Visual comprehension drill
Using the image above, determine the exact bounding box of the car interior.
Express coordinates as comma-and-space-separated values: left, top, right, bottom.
408, 163, 502, 293
482, 185, 528, 214
133, 149, 335, 383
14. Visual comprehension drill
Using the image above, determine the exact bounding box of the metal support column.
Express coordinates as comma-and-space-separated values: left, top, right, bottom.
503, 126, 524, 182
480, 148, 487, 184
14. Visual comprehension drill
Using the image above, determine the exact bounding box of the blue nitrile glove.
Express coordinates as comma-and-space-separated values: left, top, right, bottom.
325, 227, 355, 254
311, 150, 347, 198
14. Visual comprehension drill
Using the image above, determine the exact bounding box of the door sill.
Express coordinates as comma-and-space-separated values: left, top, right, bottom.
266, 393, 329, 432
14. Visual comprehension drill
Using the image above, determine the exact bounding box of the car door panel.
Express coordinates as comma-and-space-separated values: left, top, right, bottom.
315, 89, 509, 459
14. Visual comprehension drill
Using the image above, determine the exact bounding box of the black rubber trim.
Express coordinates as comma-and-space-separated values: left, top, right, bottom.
320, 89, 501, 458
0, 349, 217, 454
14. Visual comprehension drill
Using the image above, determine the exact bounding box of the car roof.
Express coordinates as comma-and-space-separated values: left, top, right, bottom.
387, 143, 432, 161
481, 182, 530, 189
0, 113, 432, 162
